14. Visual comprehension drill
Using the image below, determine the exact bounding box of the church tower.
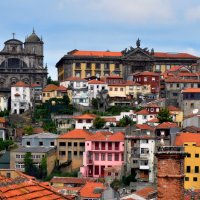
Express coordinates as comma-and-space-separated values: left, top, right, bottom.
24, 29, 44, 68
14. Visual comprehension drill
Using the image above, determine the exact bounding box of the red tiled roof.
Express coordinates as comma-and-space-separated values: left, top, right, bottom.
133, 71, 160, 76
0, 176, 68, 200
102, 117, 116, 122
175, 132, 200, 146
12, 81, 29, 87
145, 103, 160, 108
30, 83, 41, 87
134, 187, 156, 199
125, 80, 141, 86
165, 77, 200, 83
73, 114, 97, 119
136, 109, 149, 115
135, 124, 154, 131
154, 52, 198, 59
147, 118, 159, 123
70, 50, 122, 57
0, 117, 6, 123
86, 131, 124, 141
43, 84, 58, 92
156, 122, 178, 129
59, 129, 91, 139
56, 85, 67, 91
182, 88, 200, 93
79, 182, 105, 198
166, 66, 184, 72
88, 80, 106, 84
178, 72, 199, 77
50, 177, 89, 184
168, 105, 181, 111
65, 77, 86, 82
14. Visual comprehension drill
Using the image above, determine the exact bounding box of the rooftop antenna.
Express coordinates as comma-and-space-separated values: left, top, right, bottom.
12, 33, 15, 39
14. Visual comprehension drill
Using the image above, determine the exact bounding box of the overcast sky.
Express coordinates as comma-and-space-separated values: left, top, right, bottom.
1, 0, 200, 79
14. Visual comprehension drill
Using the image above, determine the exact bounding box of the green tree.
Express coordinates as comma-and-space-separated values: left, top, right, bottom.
93, 117, 105, 129
0, 139, 13, 151
62, 94, 70, 105
91, 98, 99, 109
47, 76, 59, 86
24, 125, 34, 135
42, 119, 57, 133
39, 156, 47, 179
24, 152, 34, 174
157, 108, 173, 123
118, 116, 135, 127
110, 179, 122, 191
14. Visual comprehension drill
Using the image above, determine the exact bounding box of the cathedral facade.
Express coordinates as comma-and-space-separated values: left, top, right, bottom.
0, 30, 48, 90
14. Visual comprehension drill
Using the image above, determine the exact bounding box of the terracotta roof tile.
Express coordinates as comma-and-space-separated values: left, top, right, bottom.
135, 124, 154, 131
133, 71, 160, 76
165, 77, 200, 83
50, 177, 89, 184
156, 122, 178, 129
175, 132, 200, 146
30, 83, 41, 87
70, 50, 122, 57
147, 118, 159, 123
168, 105, 181, 111
0, 117, 6, 123
88, 80, 106, 84
182, 88, 200, 93
12, 81, 29, 87
56, 85, 67, 91
58, 129, 91, 139
135, 109, 149, 115
102, 117, 116, 122
86, 131, 124, 141
79, 182, 105, 198
145, 103, 160, 108
73, 114, 97, 119
43, 84, 58, 92
154, 52, 198, 59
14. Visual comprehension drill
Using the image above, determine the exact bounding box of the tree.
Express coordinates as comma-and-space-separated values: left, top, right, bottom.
0, 139, 13, 151
39, 156, 47, 179
47, 76, 59, 86
93, 117, 105, 129
24, 125, 34, 135
157, 108, 173, 123
118, 116, 135, 127
24, 152, 34, 175
42, 119, 57, 133
110, 179, 122, 191
91, 98, 99, 109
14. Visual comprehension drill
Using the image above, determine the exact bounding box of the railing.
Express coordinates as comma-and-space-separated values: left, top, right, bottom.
157, 146, 184, 152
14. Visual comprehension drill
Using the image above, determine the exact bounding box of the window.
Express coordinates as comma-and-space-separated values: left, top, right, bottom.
79, 151, 83, 156
101, 153, 105, 161
191, 83, 194, 88
186, 166, 191, 173
120, 88, 123, 91
95, 166, 99, 175
114, 154, 119, 161
108, 142, 112, 150
191, 103, 194, 109
50, 142, 54, 146
195, 154, 199, 158
141, 148, 149, 154
166, 65, 170, 70
74, 142, 77, 147
95, 153, 99, 160
195, 166, 199, 173
6, 173, 11, 178
26, 141, 30, 146
86, 119, 92, 123
59, 151, 66, 156
115, 173, 118, 176
36, 155, 40, 159
187, 154, 191, 158
110, 88, 113, 91
39, 141, 43, 146
170, 84, 173, 88
193, 177, 198, 181
176, 84, 179, 88
75, 62, 81, 68
86, 63, 91, 69
16, 154, 20, 158
78, 119, 83, 123
95, 63, 100, 69
155, 65, 160, 71
59, 142, 66, 146
80, 142, 85, 147
68, 142, 72, 147
108, 153, 112, 161
115, 88, 118, 91
173, 93, 178, 97
115, 142, 119, 150
141, 140, 148, 144
74, 151, 77, 156
185, 177, 189, 181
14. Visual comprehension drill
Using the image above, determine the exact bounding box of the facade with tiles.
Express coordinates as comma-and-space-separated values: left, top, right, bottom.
80, 132, 124, 178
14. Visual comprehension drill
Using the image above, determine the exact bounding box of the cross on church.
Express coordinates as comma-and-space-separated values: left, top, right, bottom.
12, 33, 15, 39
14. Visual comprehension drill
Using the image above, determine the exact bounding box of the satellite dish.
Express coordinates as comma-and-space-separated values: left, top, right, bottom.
193, 109, 199, 114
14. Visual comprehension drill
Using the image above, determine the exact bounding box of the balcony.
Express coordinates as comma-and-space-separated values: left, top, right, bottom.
140, 154, 149, 159
139, 165, 149, 170
132, 154, 140, 158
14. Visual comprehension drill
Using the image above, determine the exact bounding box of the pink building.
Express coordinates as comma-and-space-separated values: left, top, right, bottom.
80, 131, 125, 178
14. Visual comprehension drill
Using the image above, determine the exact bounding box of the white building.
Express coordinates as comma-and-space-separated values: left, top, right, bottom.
11, 81, 32, 114
60, 77, 87, 89
87, 79, 108, 99
0, 96, 8, 111
73, 114, 97, 129
136, 109, 156, 124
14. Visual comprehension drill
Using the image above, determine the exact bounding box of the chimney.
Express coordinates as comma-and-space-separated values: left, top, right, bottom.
156, 146, 187, 200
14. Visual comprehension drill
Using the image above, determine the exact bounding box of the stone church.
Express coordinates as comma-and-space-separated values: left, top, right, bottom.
0, 30, 47, 90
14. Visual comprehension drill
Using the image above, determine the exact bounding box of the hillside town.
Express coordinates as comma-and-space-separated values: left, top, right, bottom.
1, 31, 200, 199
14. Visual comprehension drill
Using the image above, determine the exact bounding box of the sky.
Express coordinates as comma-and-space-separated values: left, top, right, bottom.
1, 0, 200, 79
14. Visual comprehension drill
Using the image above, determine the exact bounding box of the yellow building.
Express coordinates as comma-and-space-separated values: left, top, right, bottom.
42, 84, 68, 103
168, 105, 183, 127
57, 129, 91, 172
176, 133, 200, 189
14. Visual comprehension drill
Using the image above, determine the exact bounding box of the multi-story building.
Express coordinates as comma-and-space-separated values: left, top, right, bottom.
0, 95, 8, 111
0, 117, 7, 141
181, 88, 200, 116
80, 131, 124, 178
56, 40, 197, 81
135, 109, 157, 124
30, 83, 42, 105
10, 132, 57, 175
57, 129, 91, 172
175, 132, 200, 189
132, 71, 160, 99
11, 81, 32, 114
125, 124, 155, 183
42, 84, 68, 103
164, 77, 200, 107
168, 105, 183, 127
